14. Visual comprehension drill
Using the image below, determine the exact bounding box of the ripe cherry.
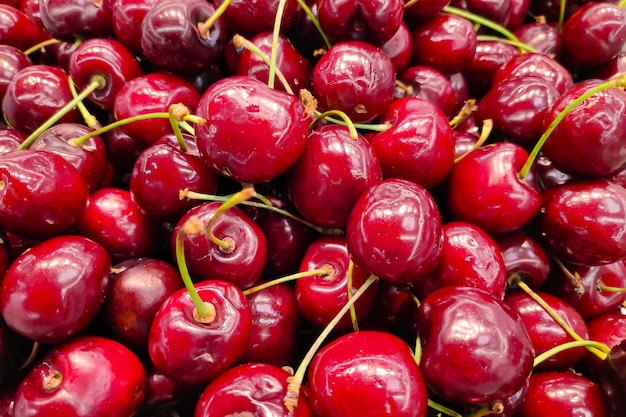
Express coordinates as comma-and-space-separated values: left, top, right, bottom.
493, 229, 551, 289
396, 65, 457, 117
39, 0, 113, 40
213, 0, 300, 38
491, 52, 573, 94
0, 4, 42, 50
0, 45, 31, 102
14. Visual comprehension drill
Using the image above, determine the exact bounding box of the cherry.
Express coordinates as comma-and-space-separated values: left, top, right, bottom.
195, 75, 309, 184
148, 280, 252, 384
539, 180, 626, 266
370, 97, 455, 189
450, 0, 512, 26
506, 0, 530, 30
462, 40, 519, 98
0, 235, 111, 344
600, 338, 626, 417
316, 0, 405, 46
410, 13, 477, 75
288, 124, 382, 228
195, 363, 313, 416
492, 229, 551, 288
395, 66, 457, 117
312, 41, 395, 123
0, 4, 42, 50
592, 51, 626, 80
39, 0, 113, 41
403, 0, 448, 22
418, 286, 534, 405
0, 150, 89, 240
140, 366, 201, 417
0, 45, 31, 102
491, 52, 573, 94
380, 22, 413, 72
103, 127, 148, 178
534, 153, 574, 190
464, 380, 528, 417
514, 22, 562, 58
346, 178, 443, 287
140, 0, 228, 76
519, 372, 610, 417
213, 0, 300, 38
308, 330, 428, 417
0, 128, 26, 155
586, 312, 626, 374
13, 336, 146, 416
446, 142, 542, 234
112, 0, 159, 55
102, 257, 183, 352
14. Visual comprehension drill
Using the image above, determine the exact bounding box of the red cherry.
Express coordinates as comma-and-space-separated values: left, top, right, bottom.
0, 4, 42, 50
462, 40, 519, 98
111, 0, 158, 54
396, 65, 457, 117
451, 0, 512, 26
513, 22, 562, 57
0, 45, 31, 102
586, 312, 626, 374
212, 0, 300, 38
0, 129, 25, 155
493, 229, 551, 289
491, 52, 573, 94
39, 0, 113, 40
380, 22, 413, 72
600, 339, 626, 417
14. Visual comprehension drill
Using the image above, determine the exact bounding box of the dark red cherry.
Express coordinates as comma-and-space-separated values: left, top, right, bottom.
288, 124, 382, 228
213, 0, 300, 38
504, 290, 589, 371
102, 257, 183, 352
172, 201, 267, 290
380, 22, 413, 72
395, 66, 457, 117
316, 0, 404, 45
514, 22, 562, 58
491, 52, 573, 94
403, 0, 448, 22
539, 180, 626, 266
140, 366, 201, 417
0, 45, 31, 102
0, 230, 9, 279
112, 0, 159, 54
0, 150, 89, 240
586, 312, 626, 376
76, 187, 162, 264
534, 153, 574, 190
140, 0, 227, 76
195, 75, 309, 184
464, 380, 529, 417
68, 37, 143, 111
418, 286, 534, 405
462, 40, 519, 98
148, 280, 252, 384
0, 128, 26, 155
103, 127, 149, 177
346, 178, 443, 287
113, 72, 200, 146
451, 0, 512, 26
2, 65, 81, 134
0, 235, 110, 344
312, 41, 395, 123
592, 51, 626, 80
13, 336, 146, 416
446, 142, 542, 234
410, 13, 477, 75
0, 4, 42, 50
506, 0, 530, 30
370, 97, 455, 189
195, 363, 313, 417
308, 330, 428, 417
600, 339, 626, 417
492, 229, 551, 288
39, 0, 113, 41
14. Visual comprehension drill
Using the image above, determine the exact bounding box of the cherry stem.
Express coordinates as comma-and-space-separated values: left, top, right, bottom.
620, 0, 626, 8
295, 0, 332, 48
449, 99, 477, 129
476, 34, 537, 53
311, 110, 359, 140
427, 399, 463, 417
181, 189, 345, 235
514, 279, 608, 361
23, 38, 60, 56
268, 0, 288, 90
18, 341, 40, 371
179, 120, 196, 136
454, 118, 493, 164
206, 187, 257, 250
284, 274, 379, 412
399, 287, 422, 364
168, 103, 190, 153
466, 402, 504, 417
347, 261, 360, 332
198, 0, 231, 38
552, 256, 584, 297
519, 76, 626, 180
443, 5, 523, 45
403, 0, 419, 9
68, 77, 102, 130
314, 110, 390, 133
597, 281, 626, 293
242, 268, 330, 296
533, 340, 612, 368
557, 0, 567, 31
17, 75, 106, 150
395, 79, 414, 97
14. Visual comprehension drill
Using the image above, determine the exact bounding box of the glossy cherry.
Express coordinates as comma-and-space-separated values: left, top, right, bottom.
111, 0, 158, 54
403, 0, 448, 22
0, 45, 30, 102
0, 128, 26, 155
380, 22, 413, 72
0, 4, 42, 50
493, 229, 551, 288
600, 339, 626, 417
587, 312, 626, 374
396, 65, 457, 117
213, 0, 300, 38
514, 22, 562, 58
451, 0, 512, 26
39, 0, 113, 40
462, 40, 518, 98
491, 52, 573, 94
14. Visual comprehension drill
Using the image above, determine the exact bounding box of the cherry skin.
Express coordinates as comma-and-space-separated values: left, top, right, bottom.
370, 97, 455, 189
539, 180, 626, 266
346, 178, 443, 287
195, 75, 310, 184
148, 280, 252, 385
0, 4, 42, 50
111, 0, 158, 54
0, 235, 111, 344
39, 0, 113, 41
312, 41, 395, 123
462, 40, 519, 98
586, 312, 626, 375
0, 45, 31, 102
491, 52, 573, 94
418, 286, 534, 405
288, 124, 382, 228
13, 336, 146, 417
140, 366, 201, 417
308, 330, 429, 417
195, 363, 313, 417
492, 229, 551, 289
451, 0, 512, 26
0, 128, 26, 155
395, 65, 457, 117
403, 0, 448, 22
0, 150, 89, 240
212, 0, 300, 38
380, 22, 413, 72
514, 22, 562, 58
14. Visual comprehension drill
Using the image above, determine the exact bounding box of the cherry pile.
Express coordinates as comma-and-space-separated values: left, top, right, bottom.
0, 0, 626, 416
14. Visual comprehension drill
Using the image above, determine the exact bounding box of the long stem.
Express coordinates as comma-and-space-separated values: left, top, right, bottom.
557, 0, 567, 32
533, 340, 611, 367
597, 281, 626, 293
242, 268, 328, 296
476, 35, 537, 53
294, 0, 332, 49
268, 0, 288, 90
23, 38, 60, 56
206, 187, 257, 250
311, 110, 358, 139
346, 261, 359, 332
198, 0, 231, 38
443, 5, 522, 44
68, 77, 101, 130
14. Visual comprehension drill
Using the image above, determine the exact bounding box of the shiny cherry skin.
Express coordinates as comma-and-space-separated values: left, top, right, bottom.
592, 51, 626, 80
39, 0, 112, 40
312, 41, 395, 123
504, 290, 589, 371
0, 150, 89, 240
295, 236, 378, 332
0, 45, 30, 101
114, 72, 201, 146
0, 4, 42, 50
195, 363, 313, 417
213, 0, 300, 38
102, 257, 183, 352
380, 22, 413, 72
13, 336, 146, 417
519, 372, 610, 417
0, 230, 9, 279
514, 22, 562, 58
2, 65, 81, 134
308, 330, 428, 417
195, 75, 309, 184
395, 65, 456, 117
103, 127, 148, 177
112, 0, 158, 54
317, 0, 404, 45
346, 178, 443, 287
76, 187, 162, 264
491, 52, 573, 94
0, 235, 111, 344
586, 312, 626, 375
416, 221, 507, 300
600, 339, 626, 417
450, 0, 512, 26
0, 128, 26, 155
462, 40, 518, 98
493, 229, 551, 288
288, 124, 382, 228
464, 380, 529, 417
418, 286, 534, 405
370, 97, 455, 189
534, 153, 574, 191
539, 180, 626, 266
542, 80, 626, 178
446, 142, 542, 234
130, 134, 219, 222
148, 280, 252, 384
141, 0, 227, 76
172, 201, 267, 289
68, 37, 143, 111
410, 13, 477, 75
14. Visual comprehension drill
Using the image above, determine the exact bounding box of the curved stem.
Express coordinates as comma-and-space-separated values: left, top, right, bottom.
427, 399, 463, 417
198, 0, 231, 38
206, 187, 257, 250
347, 261, 360, 332
168, 104, 189, 153
597, 281, 626, 293
268, 0, 288, 90
295, 0, 332, 49
443, 5, 522, 44
449, 99, 477, 130
23, 38, 60, 56
243, 268, 329, 296
313, 110, 390, 132
476, 34, 537, 53
454, 118, 492, 164
533, 340, 611, 367
311, 110, 358, 139
68, 77, 101, 130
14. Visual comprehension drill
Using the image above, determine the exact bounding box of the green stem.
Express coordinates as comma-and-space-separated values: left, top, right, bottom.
427, 399, 463, 417
311, 110, 359, 140
443, 5, 523, 44
243, 268, 329, 296
198, 0, 231, 38
557, 0, 567, 32
533, 340, 611, 368
347, 261, 359, 332
295, 0, 332, 49
168, 104, 188, 153
23, 38, 60, 56
68, 77, 102, 130
18, 75, 106, 150
476, 34, 537, 53
619, 0, 626, 8
268, 0, 288, 90
206, 187, 257, 250
454, 118, 492, 164
313, 110, 390, 133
